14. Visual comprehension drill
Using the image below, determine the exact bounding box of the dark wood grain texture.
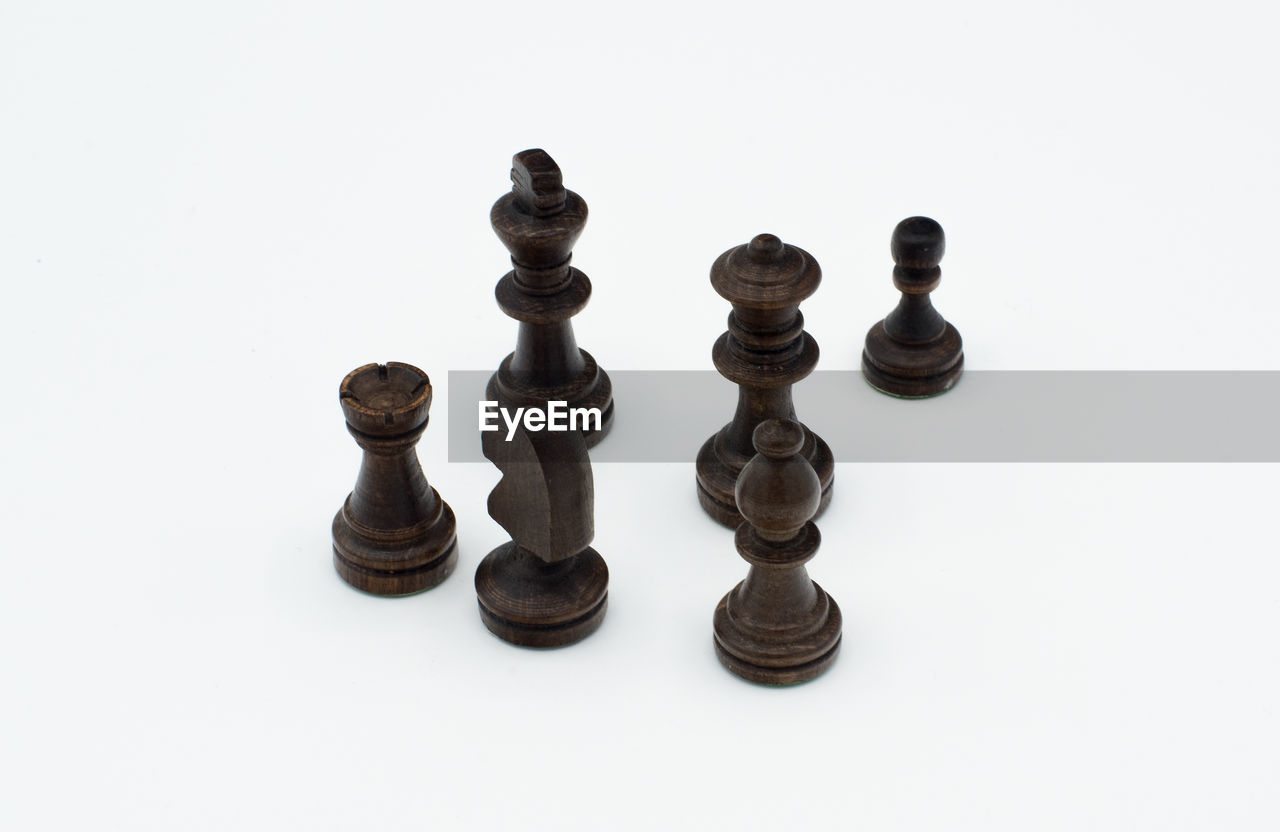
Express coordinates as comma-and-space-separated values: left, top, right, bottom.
696, 233, 834, 527
862, 216, 964, 397
713, 419, 842, 685
331, 362, 458, 595
475, 424, 608, 647
487, 149, 613, 447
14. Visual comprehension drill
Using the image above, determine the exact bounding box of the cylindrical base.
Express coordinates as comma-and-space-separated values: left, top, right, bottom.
695, 427, 834, 528
475, 542, 609, 647
861, 320, 964, 398
713, 580, 842, 685
331, 496, 459, 596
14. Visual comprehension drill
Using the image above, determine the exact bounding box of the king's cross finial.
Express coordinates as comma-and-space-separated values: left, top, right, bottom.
510, 148, 567, 217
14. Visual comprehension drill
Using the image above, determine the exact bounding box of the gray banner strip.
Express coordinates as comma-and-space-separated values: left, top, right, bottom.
447, 371, 1280, 462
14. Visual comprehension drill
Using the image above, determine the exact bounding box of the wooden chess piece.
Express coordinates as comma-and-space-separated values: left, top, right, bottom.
696, 233, 834, 528
332, 362, 458, 595
862, 216, 964, 397
474, 423, 608, 647
487, 148, 613, 448
713, 419, 842, 685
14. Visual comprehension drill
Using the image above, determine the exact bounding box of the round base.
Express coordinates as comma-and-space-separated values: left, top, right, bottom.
716, 581, 844, 686
695, 429, 834, 529
713, 635, 842, 686
861, 320, 964, 398
475, 543, 609, 648
713, 582, 843, 685
331, 500, 459, 596
333, 543, 457, 596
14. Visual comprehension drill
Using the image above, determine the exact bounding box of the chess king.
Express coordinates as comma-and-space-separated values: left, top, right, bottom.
486, 149, 614, 448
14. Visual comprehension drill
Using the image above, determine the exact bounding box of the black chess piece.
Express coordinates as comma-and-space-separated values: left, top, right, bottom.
862, 216, 964, 397
713, 419, 842, 685
696, 233, 834, 528
475, 422, 608, 647
332, 362, 458, 595
487, 149, 613, 448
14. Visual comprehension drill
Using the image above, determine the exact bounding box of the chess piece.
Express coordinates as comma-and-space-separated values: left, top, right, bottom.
714, 419, 842, 685
695, 233, 834, 528
487, 149, 613, 448
332, 362, 458, 595
475, 423, 608, 647
862, 216, 964, 397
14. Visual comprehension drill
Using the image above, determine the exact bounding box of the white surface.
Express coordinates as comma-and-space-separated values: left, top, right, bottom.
2, 2, 1278, 829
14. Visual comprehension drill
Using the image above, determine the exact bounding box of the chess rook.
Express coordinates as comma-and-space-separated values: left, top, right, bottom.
696, 233, 834, 527
332, 362, 458, 595
713, 419, 842, 685
487, 149, 613, 447
475, 423, 608, 648
862, 216, 964, 397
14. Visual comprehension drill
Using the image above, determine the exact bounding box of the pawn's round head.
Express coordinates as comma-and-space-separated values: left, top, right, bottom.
752, 418, 807, 459
891, 216, 945, 269
735, 419, 821, 539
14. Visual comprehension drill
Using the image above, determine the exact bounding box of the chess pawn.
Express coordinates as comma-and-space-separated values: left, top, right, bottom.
713, 419, 842, 685
331, 362, 458, 595
487, 149, 614, 448
862, 216, 964, 397
696, 233, 835, 528
475, 423, 608, 647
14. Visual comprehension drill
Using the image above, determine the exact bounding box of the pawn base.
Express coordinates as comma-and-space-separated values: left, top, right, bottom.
696, 428, 834, 528
331, 498, 459, 596
713, 582, 842, 685
475, 543, 609, 648
861, 321, 964, 398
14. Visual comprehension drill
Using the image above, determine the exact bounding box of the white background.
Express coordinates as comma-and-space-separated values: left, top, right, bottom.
2, 1, 1278, 829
